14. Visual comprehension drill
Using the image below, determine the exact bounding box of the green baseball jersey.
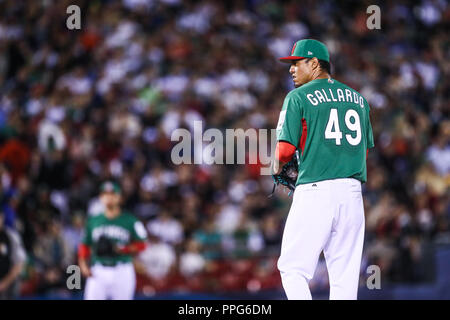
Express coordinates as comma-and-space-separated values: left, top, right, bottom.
276, 78, 374, 185
81, 212, 147, 266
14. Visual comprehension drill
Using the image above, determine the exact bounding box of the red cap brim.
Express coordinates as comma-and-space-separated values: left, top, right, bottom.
279, 56, 305, 63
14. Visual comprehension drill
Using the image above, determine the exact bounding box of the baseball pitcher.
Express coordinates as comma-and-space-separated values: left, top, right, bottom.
78, 181, 148, 300
273, 39, 375, 300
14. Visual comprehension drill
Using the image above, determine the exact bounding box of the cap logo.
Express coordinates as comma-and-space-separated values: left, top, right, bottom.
104, 182, 113, 191
308, 51, 313, 55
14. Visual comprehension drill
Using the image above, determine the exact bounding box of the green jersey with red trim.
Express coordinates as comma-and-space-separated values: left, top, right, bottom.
81, 212, 147, 266
276, 78, 375, 185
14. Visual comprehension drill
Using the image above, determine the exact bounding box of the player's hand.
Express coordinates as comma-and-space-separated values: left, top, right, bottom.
115, 244, 125, 255
271, 159, 283, 175
0, 280, 9, 292
270, 152, 299, 197
79, 261, 92, 278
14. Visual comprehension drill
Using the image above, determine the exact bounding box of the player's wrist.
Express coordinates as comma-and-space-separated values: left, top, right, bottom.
271, 160, 278, 175
116, 241, 147, 255
115, 244, 126, 255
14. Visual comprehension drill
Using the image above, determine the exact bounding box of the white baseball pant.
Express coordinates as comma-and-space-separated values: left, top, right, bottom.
277, 178, 365, 300
84, 263, 136, 300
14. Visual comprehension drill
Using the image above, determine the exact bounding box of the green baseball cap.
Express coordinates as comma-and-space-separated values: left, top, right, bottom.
279, 39, 330, 63
100, 181, 121, 194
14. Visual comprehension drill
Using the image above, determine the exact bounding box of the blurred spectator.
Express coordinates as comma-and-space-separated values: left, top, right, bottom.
193, 218, 223, 261
426, 120, 450, 176
32, 219, 73, 294
260, 214, 283, 255
0, 210, 26, 299
62, 212, 85, 253
222, 212, 263, 259
179, 238, 205, 278
146, 210, 184, 245
136, 234, 176, 280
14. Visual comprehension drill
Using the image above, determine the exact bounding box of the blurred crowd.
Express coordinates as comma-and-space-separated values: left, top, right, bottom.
0, 0, 448, 298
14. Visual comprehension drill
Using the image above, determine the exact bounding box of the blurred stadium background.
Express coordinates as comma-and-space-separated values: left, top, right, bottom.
0, 0, 448, 299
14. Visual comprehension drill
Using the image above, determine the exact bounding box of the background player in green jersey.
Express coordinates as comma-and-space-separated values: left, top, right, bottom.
78, 181, 148, 300
273, 39, 374, 300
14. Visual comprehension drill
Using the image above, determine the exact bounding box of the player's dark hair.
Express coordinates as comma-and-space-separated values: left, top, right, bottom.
304, 58, 331, 75
318, 59, 331, 74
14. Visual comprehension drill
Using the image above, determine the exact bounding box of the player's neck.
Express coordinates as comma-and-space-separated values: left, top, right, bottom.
312, 71, 330, 81
105, 207, 120, 219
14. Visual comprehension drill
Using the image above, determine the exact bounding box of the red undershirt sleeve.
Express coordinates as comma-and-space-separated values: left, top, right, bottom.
118, 241, 147, 255
275, 141, 297, 163
78, 243, 91, 259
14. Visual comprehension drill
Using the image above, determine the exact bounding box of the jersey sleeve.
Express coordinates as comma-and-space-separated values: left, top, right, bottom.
276, 92, 303, 147
366, 105, 375, 149
131, 219, 148, 242
81, 217, 93, 246
7, 229, 27, 265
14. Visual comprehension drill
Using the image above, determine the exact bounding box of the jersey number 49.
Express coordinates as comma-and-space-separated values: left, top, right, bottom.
325, 108, 361, 146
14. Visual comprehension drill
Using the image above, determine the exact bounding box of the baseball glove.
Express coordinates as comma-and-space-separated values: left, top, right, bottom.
95, 236, 118, 257
270, 150, 300, 197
